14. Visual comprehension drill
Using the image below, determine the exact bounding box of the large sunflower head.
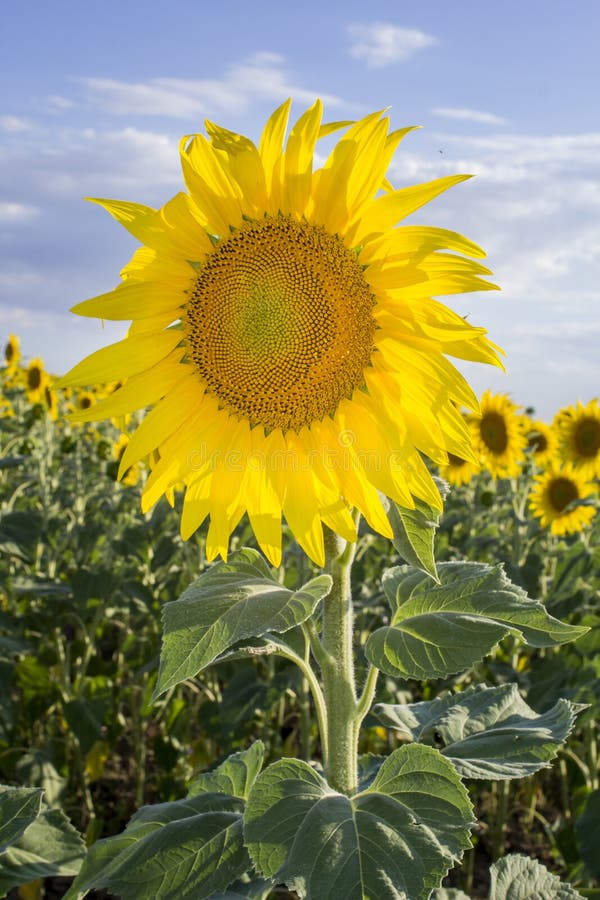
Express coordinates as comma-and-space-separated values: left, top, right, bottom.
470, 390, 526, 478
553, 399, 600, 480
58, 100, 503, 566
529, 462, 597, 536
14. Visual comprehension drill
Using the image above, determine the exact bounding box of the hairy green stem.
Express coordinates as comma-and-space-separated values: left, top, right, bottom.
321, 529, 358, 795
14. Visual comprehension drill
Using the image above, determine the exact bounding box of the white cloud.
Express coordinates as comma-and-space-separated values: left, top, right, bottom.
0, 305, 128, 374
80, 53, 341, 119
0, 202, 40, 223
432, 107, 507, 126
348, 22, 437, 68
0, 115, 31, 133
46, 95, 74, 110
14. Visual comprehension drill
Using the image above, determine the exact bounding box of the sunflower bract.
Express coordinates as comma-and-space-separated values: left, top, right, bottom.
58, 99, 504, 566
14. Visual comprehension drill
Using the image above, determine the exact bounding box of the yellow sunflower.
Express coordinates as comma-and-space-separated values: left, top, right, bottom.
3, 334, 21, 374
523, 416, 557, 467
439, 452, 481, 487
24, 357, 50, 403
58, 100, 503, 566
73, 390, 96, 412
43, 384, 59, 421
112, 433, 139, 486
470, 390, 526, 478
554, 399, 600, 480
0, 397, 14, 418
529, 462, 597, 536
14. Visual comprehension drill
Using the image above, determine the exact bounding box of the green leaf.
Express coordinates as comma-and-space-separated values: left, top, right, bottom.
0, 807, 85, 894
210, 877, 275, 899
188, 742, 265, 801
0, 785, 43, 853
244, 745, 474, 900
365, 562, 588, 680
154, 549, 331, 698
375, 683, 578, 779
489, 854, 584, 898
576, 788, 600, 879
387, 479, 447, 582
14, 751, 66, 808
64, 794, 250, 900
431, 891, 471, 900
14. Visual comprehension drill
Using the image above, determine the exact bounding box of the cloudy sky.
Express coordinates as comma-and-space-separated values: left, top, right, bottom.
1, 0, 599, 419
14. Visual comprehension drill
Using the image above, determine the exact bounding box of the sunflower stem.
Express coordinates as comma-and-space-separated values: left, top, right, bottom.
321, 528, 358, 795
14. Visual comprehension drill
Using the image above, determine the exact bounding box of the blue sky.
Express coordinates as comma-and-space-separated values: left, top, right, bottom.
1, 0, 599, 419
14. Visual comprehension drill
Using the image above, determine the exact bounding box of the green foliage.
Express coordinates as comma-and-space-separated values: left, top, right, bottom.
1, 369, 598, 896
489, 854, 584, 898
375, 683, 579, 779
0, 784, 43, 852
575, 789, 600, 880
154, 548, 332, 697
0, 797, 86, 894
388, 480, 448, 581
245, 745, 473, 900
65, 794, 249, 899
365, 562, 587, 680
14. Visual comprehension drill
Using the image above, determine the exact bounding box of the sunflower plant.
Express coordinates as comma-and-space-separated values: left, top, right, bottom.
57, 101, 587, 899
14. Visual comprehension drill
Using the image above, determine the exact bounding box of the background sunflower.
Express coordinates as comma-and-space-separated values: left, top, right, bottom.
470, 390, 526, 478
529, 462, 597, 535
554, 399, 600, 480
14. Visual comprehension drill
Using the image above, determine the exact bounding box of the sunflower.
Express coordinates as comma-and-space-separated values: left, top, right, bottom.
112, 433, 139, 486
439, 452, 480, 487
523, 416, 557, 467
554, 399, 600, 480
58, 100, 502, 566
44, 384, 59, 421
529, 463, 597, 536
74, 390, 96, 412
0, 397, 14, 418
24, 357, 50, 403
3, 334, 20, 374
470, 390, 526, 478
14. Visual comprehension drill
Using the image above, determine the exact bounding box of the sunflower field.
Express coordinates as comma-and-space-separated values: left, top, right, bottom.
2, 344, 599, 899
1, 104, 600, 900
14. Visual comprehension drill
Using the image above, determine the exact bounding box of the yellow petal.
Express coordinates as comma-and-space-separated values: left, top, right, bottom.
348, 175, 472, 246
68, 351, 188, 422
119, 376, 204, 475
71, 282, 185, 321
56, 329, 183, 388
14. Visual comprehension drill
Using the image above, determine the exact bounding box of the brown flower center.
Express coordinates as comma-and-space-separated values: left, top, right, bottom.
480, 411, 508, 454
27, 366, 42, 390
548, 476, 578, 513
574, 417, 600, 458
185, 215, 377, 430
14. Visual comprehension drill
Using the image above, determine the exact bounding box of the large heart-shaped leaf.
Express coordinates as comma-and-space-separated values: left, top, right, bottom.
154, 549, 331, 697
366, 562, 587, 680
375, 683, 578, 779
0, 806, 85, 895
64, 793, 250, 900
244, 745, 474, 900
0, 785, 43, 853
489, 854, 583, 898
